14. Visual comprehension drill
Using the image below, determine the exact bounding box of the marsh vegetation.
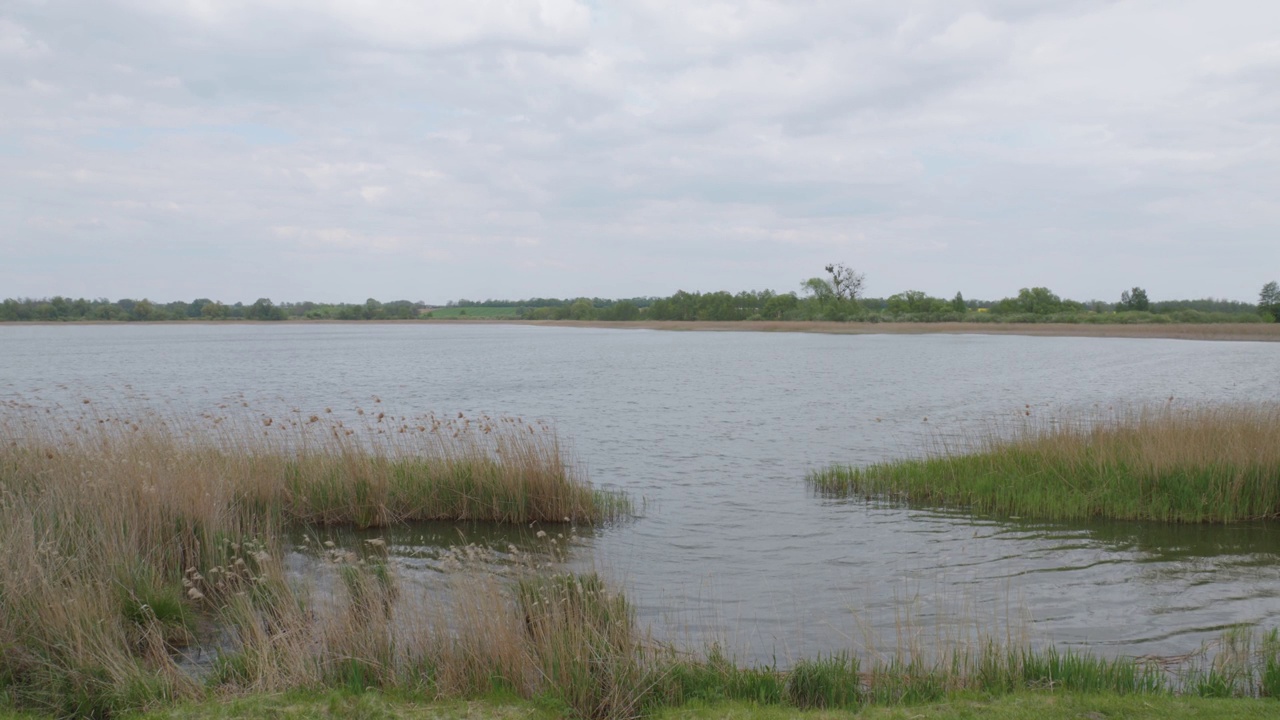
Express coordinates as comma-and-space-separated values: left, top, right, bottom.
4, 404, 1280, 718
0, 408, 626, 717
809, 403, 1280, 523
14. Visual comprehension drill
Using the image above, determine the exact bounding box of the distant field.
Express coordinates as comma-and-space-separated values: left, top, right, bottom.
426, 306, 523, 319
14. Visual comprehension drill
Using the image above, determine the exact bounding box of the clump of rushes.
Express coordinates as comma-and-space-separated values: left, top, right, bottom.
809, 403, 1280, 523
515, 572, 655, 719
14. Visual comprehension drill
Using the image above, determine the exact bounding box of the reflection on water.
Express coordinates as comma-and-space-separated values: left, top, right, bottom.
3, 323, 1280, 663
1080, 519, 1280, 562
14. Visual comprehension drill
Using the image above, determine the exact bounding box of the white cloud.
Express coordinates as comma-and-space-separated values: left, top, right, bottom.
2, 0, 1278, 302
359, 185, 388, 203
0, 18, 48, 56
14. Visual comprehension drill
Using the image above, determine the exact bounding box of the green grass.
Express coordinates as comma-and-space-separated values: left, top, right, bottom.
129, 690, 560, 719
809, 404, 1280, 522
26, 690, 1269, 720
656, 693, 1280, 720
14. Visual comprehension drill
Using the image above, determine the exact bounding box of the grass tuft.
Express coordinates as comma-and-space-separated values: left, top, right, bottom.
809, 403, 1280, 522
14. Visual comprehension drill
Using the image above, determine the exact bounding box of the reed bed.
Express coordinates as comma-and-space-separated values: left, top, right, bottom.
2, 407, 624, 528
4, 520, 1280, 719
809, 403, 1280, 522
0, 405, 626, 717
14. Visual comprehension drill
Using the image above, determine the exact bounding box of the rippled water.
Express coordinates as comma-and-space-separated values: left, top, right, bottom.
3, 323, 1279, 662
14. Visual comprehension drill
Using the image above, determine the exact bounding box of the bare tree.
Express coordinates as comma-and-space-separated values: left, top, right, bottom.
824, 263, 865, 302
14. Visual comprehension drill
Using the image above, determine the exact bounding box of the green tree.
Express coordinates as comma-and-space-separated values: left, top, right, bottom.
245, 298, 285, 321
382, 300, 418, 319
1260, 281, 1280, 322
886, 290, 947, 315
568, 298, 596, 320
802, 263, 866, 320
995, 287, 1063, 315
92, 303, 125, 320
201, 301, 229, 320
761, 292, 799, 320
950, 292, 967, 313
1119, 287, 1150, 312
605, 300, 640, 321
801, 277, 834, 302
131, 299, 155, 321
696, 291, 741, 321
650, 291, 700, 321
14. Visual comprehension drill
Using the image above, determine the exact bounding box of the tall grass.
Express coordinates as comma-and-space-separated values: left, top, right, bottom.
0, 406, 625, 717
651, 627, 1280, 712
809, 403, 1280, 522
515, 573, 657, 718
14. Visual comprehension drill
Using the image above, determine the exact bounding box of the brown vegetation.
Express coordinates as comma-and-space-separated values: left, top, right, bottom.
0, 408, 625, 715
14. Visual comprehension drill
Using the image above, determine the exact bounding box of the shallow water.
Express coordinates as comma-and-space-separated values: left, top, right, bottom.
3, 323, 1279, 662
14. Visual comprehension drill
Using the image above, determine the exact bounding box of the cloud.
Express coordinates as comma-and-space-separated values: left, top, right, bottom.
2, 0, 1278, 302
0, 18, 48, 56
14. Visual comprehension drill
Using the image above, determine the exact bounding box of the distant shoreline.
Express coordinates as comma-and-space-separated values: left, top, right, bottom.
5, 318, 1279, 341
520, 319, 1280, 342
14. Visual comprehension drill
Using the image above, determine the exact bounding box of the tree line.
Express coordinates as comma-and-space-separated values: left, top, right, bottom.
0, 297, 423, 322
3, 270, 1277, 324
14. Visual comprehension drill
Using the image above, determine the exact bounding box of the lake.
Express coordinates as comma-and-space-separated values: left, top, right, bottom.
3, 322, 1279, 663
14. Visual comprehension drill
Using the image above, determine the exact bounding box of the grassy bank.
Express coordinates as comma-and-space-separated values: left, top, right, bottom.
8, 629, 1280, 718
809, 404, 1280, 522
40, 691, 1267, 719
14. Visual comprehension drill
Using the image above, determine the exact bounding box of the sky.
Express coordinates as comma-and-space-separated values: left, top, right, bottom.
2, 1, 1278, 305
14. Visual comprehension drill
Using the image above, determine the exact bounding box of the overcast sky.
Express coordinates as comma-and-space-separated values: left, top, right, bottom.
3, 1, 1278, 304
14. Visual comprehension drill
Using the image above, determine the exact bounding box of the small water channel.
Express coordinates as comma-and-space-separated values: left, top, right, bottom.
3, 323, 1279, 663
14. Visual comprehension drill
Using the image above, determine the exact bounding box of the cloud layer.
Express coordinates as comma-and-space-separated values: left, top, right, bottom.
3, 0, 1278, 302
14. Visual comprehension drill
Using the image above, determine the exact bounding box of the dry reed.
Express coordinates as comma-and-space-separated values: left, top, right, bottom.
0, 404, 626, 717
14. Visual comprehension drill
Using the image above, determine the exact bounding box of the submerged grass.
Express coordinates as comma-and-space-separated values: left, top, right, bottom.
809, 403, 1280, 522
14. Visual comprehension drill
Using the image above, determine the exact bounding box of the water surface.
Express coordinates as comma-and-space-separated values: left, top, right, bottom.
3, 323, 1278, 661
